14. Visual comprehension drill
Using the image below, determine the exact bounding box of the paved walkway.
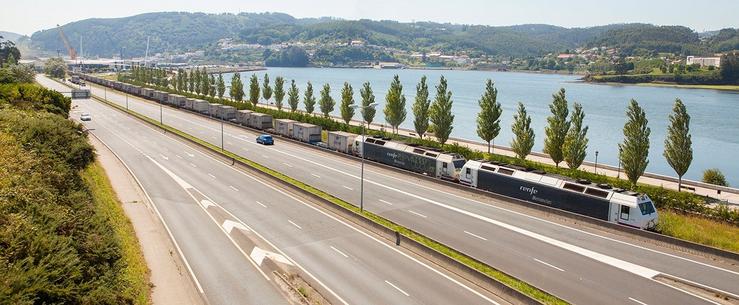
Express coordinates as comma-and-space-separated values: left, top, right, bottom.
89, 133, 206, 305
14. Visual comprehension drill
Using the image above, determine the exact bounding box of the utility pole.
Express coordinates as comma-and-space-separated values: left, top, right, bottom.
351, 102, 379, 213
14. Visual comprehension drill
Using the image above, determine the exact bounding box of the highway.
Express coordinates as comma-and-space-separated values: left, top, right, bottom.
45, 75, 739, 305
41, 76, 504, 305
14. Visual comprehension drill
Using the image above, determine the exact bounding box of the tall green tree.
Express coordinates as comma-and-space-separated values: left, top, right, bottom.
476, 79, 502, 153
188, 69, 194, 92
619, 99, 651, 187
340, 82, 355, 124
209, 74, 216, 97
429, 76, 454, 145
543, 88, 570, 167
360, 81, 376, 125
193, 68, 202, 94
274, 76, 285, 111
216, 74, 225, 98
511, 102, 535, 160
249, 74, 260, 107
563, 103, 589, 169
412, 76, 431, 139
262, 73, 272, 103
304, 81, 316, 114
288, 80, 300, 112
44, 57, 67, 78
663, 98, 692, 190
200, 68, 210, 96
230, 72, 244, 102
319, 83, 335, 118
383, 75, 407, 134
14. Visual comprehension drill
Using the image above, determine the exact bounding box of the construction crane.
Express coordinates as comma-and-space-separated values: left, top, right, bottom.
56, 24, 76, 60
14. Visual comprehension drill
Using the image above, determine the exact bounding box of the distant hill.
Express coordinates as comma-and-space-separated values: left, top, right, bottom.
0, 31, 24, 43
28, 12, 738, 59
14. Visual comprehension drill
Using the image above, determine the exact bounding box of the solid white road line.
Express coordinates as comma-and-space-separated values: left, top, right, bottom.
311, 173, 321, 178
379, 199, 394, 206
159, 153, 169, 160
385, 280, 410, 297
342, 185, 354, 191
464, 230, 488, 241
256, 201, 267, 208
282, 162, 293, 168
208, 173, 216, 179
408, 210, 428, 218
186, 152, 194, 157
229, 185, 239, 192
533, 258, 565, 272
629, 297, 648, 305
288, 220, 302, 230
330, 246, 349, 258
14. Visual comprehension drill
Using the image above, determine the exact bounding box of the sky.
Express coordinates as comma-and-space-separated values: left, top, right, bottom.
2, 0, 738, 36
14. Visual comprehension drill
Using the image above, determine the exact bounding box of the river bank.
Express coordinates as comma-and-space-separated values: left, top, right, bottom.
583, 80, 739, 91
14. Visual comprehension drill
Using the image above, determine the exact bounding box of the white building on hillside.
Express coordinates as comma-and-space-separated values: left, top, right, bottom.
686, 56, 721, 67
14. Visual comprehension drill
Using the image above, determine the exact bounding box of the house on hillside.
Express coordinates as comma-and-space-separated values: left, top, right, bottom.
686, 56, 721, 67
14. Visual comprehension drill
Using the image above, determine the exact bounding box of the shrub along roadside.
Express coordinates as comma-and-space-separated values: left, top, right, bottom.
0, 83, 149, 304
119, 79, 739, 229
89, 79, 568, 305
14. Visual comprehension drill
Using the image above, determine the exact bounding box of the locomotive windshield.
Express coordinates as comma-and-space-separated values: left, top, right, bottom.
638, 201, 656, 215
453, 160, 466, 170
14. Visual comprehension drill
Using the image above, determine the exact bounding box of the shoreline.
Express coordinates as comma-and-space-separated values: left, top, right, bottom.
581, 80, 739, 91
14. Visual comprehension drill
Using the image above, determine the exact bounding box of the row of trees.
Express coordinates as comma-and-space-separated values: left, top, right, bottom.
135, 67, 696, 188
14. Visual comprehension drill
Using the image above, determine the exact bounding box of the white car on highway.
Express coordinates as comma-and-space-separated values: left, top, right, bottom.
80, 112, 92, 121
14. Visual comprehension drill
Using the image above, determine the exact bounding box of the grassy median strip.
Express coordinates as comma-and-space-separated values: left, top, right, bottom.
82, 91, 567, 305
81, 160, 151, 305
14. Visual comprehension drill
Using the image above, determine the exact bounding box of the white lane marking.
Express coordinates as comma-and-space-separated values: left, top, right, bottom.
159, 153, 169, 160
87, 86, 494, 304
208, 173, 216, 179
250, 247, 293, 266
629, 297, 648, 305
385, 280, 410, 297
189, 162, 197, 168
464, 230, 488, 241
256, 201, 267, 208
223, 219, 249, 233
282, 162, 293, 168
200, 199, 216, 209
379, 199, 394, 206
262, 154, 269, 159
176, 154, 182, 159
533, 258, 565, 272
311, 173, 321, 178
408, 210, 428, 218
229, 185, 239, 192
288, 220, 302, 230
330, 246, 349, 258
186, 152, 194, 157
342, 185, 354, 191
242, 147, 249, 152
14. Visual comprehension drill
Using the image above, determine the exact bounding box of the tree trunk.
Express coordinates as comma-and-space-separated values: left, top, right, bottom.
487, 141, 491, 154
678, 176, 682, 192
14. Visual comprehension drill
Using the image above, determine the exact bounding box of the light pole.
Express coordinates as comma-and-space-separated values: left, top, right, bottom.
125, 92, 129, 111
594, 150, 599, 174
104, 86, 107, 101
350, 102, 379, 213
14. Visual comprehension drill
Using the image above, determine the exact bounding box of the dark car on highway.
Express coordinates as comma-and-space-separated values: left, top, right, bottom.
256, 134, 274, 145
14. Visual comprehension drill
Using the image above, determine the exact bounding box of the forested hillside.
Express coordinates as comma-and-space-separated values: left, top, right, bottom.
29, 12, 738, 59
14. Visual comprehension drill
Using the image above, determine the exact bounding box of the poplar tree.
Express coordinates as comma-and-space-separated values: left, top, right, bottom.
383, 75, 407, 134
229, 73, 244, 102
194, 69, 202, 95
429, 76, 454, 145
209, 74, 216, 97
274, 76, 285, 111
304, 82, 316, 114
412, 76, 430, 139
262, 73, 272, 103
663, 98, 692, 190
319, 83, 335, 118
360, 82, 376, 125
200, 68, 209, 96
187, 69, 194, 92
511, 102, 535, 160
216, 74, 225, 99
543, 88, 570, 167
340, 82, 355, 124
288, 80, 300, 112
619, 99, 651, 187
249, 74, 260, 107
476, 79, 502, 153
563, 103, 589, 169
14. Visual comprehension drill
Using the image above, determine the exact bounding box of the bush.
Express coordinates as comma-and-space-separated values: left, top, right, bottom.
702, 168, 728, 187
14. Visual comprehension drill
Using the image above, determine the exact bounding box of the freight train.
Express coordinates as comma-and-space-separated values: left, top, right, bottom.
75, 73, 658, 229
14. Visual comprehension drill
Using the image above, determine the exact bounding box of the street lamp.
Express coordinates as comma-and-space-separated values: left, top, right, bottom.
594, 150, 599, 174
350, 102, 379, 213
